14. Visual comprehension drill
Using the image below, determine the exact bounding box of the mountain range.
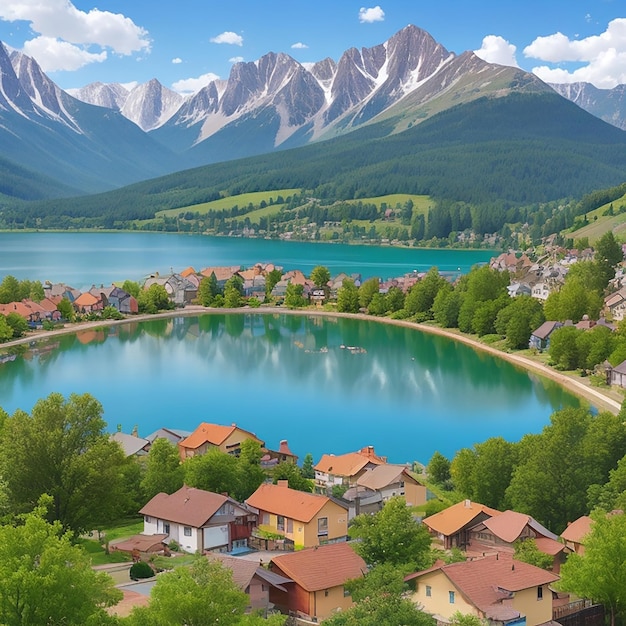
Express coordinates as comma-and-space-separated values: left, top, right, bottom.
0, 24, 625, 205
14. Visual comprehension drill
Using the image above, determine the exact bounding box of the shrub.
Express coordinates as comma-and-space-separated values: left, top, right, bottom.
130, 561, 155, 580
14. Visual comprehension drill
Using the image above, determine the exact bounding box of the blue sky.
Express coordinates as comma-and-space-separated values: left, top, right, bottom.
0, 0, 624, 93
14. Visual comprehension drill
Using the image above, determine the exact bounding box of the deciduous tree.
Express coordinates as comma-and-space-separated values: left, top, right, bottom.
0, 392, 128, 534
337, 279, 360, 313
141, 438, 184, 500
349, 496, 431, 568
0, 496, 122, 625
310, 265, 331, 289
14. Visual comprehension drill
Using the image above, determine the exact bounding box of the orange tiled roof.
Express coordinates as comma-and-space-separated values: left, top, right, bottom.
271, 542, 366, 591
407, 555, 559, 617
180, 267, 197, 278
246, 483, 338, 523
200, 266, 240, 281
74, 292, 99, 306
480, 510, 558, 543
423, 500, 501, 536
357, 464, 422, 490
560, 515, 593, 544
315, 449, 386, 477
179, 423, 237, 449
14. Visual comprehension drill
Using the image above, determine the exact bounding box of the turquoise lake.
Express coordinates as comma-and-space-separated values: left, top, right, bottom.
0, 313, 580, 465
0, 232, 494, 287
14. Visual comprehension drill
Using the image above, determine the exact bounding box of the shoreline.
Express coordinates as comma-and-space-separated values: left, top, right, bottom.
2, 306, 622, 415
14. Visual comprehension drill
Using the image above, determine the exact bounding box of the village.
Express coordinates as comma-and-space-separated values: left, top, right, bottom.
104, 419, 603, 625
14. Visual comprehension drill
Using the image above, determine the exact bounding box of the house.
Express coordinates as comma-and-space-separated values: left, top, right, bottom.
507, 282, 532, 298
111, 431, 150, 456
72, 291, 104, 314
245, 481, 349, 548
139, 486, 256, 553
107, 286, 138, 314
145, 427, 191, 447
560, 515, 592, 555
269, 542, 367, 622
143, 274, 197, 307
423, 499, 501, 550
178, 422, 264, 459
314, 445, 387, 492
200, 266, 241, 287
355, 464, 428, 508
529, 321, 563, 351
607, 359, 626, 388
530, 282, 552, 301
466, 509, 570, 572
206, 553, 292, 613
261, 440, 298, 468
604, 287, 626, 321
406, 554, 559, 626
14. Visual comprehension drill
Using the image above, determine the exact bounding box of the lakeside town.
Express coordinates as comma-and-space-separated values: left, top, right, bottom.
0, 235, 626, 623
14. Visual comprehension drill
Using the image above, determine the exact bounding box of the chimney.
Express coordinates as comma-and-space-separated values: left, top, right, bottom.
277, 480, 289, 488
464, 499, 471, 508
131, 425, 139, 438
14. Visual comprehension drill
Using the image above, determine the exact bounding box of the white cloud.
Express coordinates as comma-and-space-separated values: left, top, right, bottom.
0, 0, 149, 71
172, 72, 220, 95
229, 56, 244, 63
359, 6, 385, 24
474, 35, 518, 68
210, 31, 243, 46
291, 42, 308, 49
0, 0, 150, 54
171, 57, 182, 64
23, 36, 106, 71
523, 18, 626, 88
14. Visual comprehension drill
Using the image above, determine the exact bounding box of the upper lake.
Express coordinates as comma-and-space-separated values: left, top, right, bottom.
0, 232, 494, 287
0, 313, 581, 465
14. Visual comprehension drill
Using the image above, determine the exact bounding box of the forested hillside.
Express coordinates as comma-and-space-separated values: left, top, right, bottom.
5, 92, 626, 241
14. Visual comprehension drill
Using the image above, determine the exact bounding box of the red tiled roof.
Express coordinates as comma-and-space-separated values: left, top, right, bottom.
246, 483, 342, 522
560, 516, 593, 544
271, 542, 366, 591
407, 555, 559, 615
534, 536, 568, 556
139, 486, 235, 527
423, 500, 501, 536
179, 422, 262, 450
480, 510, 558, 543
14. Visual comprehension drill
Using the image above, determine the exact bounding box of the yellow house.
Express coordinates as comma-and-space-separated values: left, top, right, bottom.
356, 464, 428, 507
406, 555, 559, 626
245, 482, 348, 548
178, 422, 264, 459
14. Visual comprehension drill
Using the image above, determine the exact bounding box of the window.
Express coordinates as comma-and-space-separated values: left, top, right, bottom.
277, 515, 285, 531
325, 590, 329, 597
344, 588, 351, 597
262, 513, 269, 525
184, 526, 192, 536
537, 586, 543, 600
318, 517, 328, 535
449, 591, 455, 604
287, 518, 293, 533
163, 522, 170, 535
426, 585, 432, 597
144, 515, 152, 523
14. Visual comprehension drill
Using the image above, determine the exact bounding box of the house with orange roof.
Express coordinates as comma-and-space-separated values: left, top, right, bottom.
314, 445, 387, 492
560, 515, 592, 555
406, 554, 559, 626
245, 481, 348, 549
200, 266, 241, 286
269, 542, 366, 622
0, 300, 41, 323
261, 439, 298, 468
466, 510, 571, 572
422, 499, 501, 549
178, 422, 264, 459
139, 485, 256, 553
73, 291, 104, 314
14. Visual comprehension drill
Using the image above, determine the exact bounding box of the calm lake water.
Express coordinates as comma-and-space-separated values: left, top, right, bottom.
0, 232, 494, 287
0, 314, 580, 464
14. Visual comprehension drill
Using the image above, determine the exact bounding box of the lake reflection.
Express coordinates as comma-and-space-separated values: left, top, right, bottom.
0, 314, 580, 464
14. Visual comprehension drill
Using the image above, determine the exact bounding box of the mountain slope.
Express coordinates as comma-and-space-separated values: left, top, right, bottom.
549, 82, 626, 131
0, 45, 180, 195
15, 91, 626, 224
